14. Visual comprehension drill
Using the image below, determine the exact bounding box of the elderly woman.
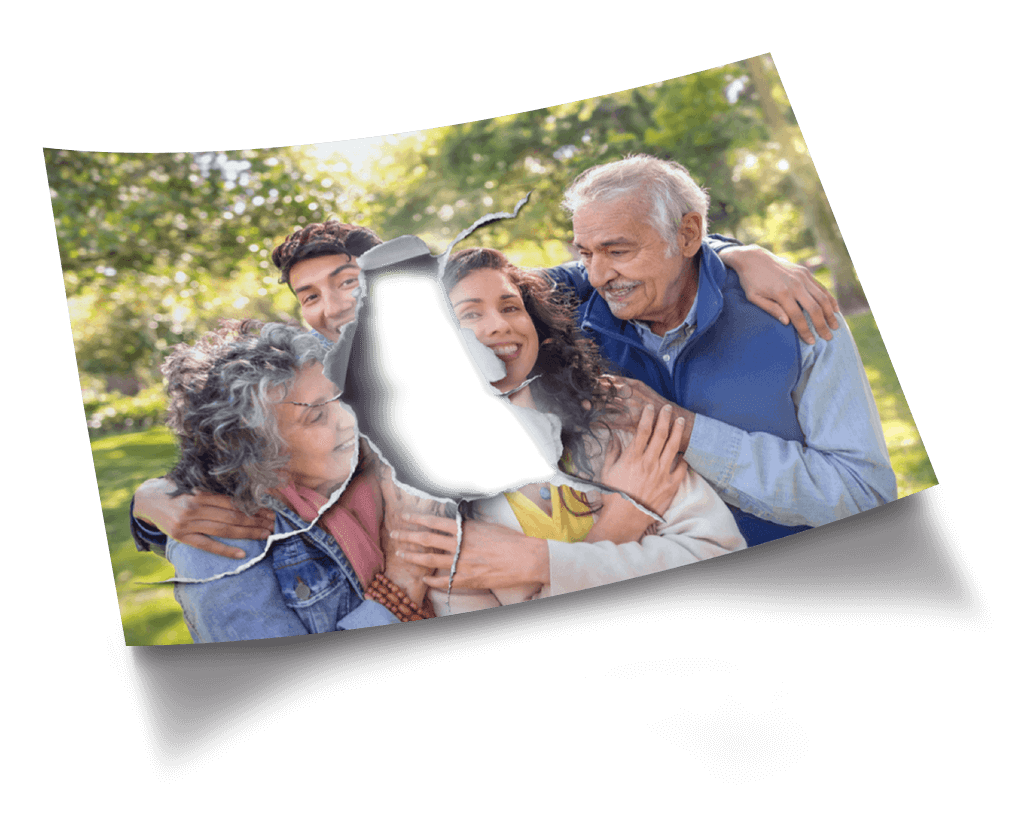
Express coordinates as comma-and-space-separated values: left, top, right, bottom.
131, 216, 838, 561
162, 320, 432, 642
394, 248, 746, 613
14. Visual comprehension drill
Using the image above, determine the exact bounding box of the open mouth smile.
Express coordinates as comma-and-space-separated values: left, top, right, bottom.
489, 343, 522, 361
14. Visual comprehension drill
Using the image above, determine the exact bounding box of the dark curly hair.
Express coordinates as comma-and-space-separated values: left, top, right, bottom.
444, 248, 621, 480
162, 319, 330, 515
271, 219, 383, 285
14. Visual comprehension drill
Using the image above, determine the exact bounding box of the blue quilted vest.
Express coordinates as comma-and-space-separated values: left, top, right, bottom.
570, 246, 811, 547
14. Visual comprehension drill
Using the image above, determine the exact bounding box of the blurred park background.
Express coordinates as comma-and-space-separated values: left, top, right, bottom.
46, 55, 935, 645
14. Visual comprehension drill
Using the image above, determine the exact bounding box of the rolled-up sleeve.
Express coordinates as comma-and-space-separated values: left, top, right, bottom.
129, 496, 167, 556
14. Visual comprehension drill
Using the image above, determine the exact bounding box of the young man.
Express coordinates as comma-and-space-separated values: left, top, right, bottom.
131, 212, 839, 560
130, 220, 382, 558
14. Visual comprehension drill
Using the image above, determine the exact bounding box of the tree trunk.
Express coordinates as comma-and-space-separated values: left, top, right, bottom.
745, 55, 868, 313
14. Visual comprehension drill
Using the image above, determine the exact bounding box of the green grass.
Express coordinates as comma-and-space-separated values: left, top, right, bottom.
810, 263, 934, 496
847, 312, 938, 499
92, 426, 191, 645
97, 314, 935, 645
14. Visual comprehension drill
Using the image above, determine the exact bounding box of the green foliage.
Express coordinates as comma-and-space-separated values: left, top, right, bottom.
83, 383, 167, 432
51, 58, 872, 389
48, 147, 336, 384
50, 148, 329, 295
328, 62, 816, 270
738, 200, 810, 256
644, 67, 764, 227
847, 313, 938, 498
337, 80, 641, 251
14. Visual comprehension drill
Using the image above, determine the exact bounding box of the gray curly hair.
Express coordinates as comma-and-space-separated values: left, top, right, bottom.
163, 320, 330, 514
562, 154, 710, 252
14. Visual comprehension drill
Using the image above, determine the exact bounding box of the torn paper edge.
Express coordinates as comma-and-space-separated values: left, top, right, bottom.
423, 198, 668, 606
148, 435, 364, 586
147, 198, 663, 601
428, 198, 667, 521
149, 325, 366, 586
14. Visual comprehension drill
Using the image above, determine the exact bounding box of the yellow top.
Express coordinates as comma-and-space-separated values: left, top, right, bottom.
504, 484, 595, 542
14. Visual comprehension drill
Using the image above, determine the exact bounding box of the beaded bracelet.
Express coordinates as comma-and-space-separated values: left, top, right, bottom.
365, 572, 433, 622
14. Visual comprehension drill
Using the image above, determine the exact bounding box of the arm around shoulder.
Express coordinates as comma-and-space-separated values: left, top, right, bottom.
132, 477, 274, 561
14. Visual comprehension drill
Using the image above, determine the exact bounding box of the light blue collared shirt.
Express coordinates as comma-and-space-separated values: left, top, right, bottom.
635, 302, 896, 528
631, 297, 699, 369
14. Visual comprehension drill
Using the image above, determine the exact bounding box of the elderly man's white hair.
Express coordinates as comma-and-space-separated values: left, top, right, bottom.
562, 154, 710, 253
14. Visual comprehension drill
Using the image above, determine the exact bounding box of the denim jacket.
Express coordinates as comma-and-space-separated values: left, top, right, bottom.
167, 505, 397, 643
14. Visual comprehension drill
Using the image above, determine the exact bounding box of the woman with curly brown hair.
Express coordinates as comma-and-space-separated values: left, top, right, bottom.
394, 248, 746, 614
132, 215, 834, 563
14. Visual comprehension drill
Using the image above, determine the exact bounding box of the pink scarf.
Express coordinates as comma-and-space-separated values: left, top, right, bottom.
277, 473, 384, 588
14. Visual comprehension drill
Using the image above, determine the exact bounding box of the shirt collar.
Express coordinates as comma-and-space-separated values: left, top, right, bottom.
631, 292, 700, 346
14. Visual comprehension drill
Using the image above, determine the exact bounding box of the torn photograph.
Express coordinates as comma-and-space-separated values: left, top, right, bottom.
47, 54, 936, 645
55, 54, 984, 774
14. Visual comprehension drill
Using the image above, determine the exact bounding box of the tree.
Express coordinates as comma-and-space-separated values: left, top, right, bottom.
744, 55, 868, 311
643, 64, 765, 233
334, 63, 794, 266
47, 147, 343, 385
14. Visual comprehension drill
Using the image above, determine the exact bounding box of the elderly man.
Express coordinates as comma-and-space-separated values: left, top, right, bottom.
395, 158, 895, 595
540, 154, 896, 546
131, 204, 851, 566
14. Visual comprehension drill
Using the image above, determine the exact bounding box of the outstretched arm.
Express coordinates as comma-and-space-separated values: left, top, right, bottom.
394, 406, 736, 596
545, 468, 745, 595
132, 477, 274, 560
393, 467, 744, 597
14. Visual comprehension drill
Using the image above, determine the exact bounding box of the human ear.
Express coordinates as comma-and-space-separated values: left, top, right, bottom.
678, 212, 704, 256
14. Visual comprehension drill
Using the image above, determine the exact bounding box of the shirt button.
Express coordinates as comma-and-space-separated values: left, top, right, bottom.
295, 581, 311, 601
663, 354, 670, 362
